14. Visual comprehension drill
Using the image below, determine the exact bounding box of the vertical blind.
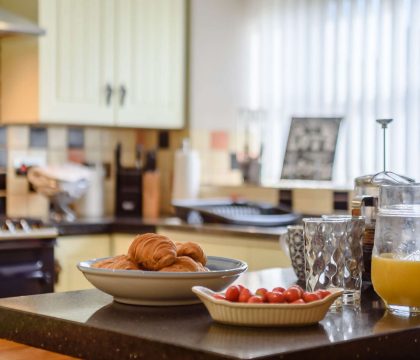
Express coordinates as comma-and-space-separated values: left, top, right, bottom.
243, 0, 420, 185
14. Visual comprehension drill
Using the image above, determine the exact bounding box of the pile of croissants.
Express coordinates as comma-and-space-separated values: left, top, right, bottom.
92, 233, 208, 272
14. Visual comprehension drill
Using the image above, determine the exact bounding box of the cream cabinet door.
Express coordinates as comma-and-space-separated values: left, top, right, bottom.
114, 0, 186, 128
39, 0, 115, 125
54, 235, 112, 292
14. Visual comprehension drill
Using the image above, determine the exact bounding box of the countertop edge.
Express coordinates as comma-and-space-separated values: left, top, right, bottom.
0, 305, 224, 360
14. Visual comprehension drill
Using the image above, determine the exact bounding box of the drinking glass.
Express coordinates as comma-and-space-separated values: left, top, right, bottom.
371, 184, 420, 315
303, 218, 346, 307
322, 215, 365, 304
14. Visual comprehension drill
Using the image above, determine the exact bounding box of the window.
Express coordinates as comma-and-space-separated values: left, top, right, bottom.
243, 0, 420, 185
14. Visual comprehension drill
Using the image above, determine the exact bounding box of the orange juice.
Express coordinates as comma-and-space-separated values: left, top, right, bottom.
372, 253, 420, 307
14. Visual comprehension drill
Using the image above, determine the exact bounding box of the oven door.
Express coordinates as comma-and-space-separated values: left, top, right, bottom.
0, 239, 55, 298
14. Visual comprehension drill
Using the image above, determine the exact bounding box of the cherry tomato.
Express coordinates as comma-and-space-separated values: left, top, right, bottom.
266, 291, 285, 303
289, 285, 304, 297
291, 299, 305, 304
248, 295, 264, 303
213, 294, 226, 300
316, 289, 331, 299
237, 284, 245, 291
284, 287, 302, 302
225, 285, 241, 302
302, 291, 321, 303
256, 287, 268, 296
272, 286, 286, 293
238, 288, 252, 303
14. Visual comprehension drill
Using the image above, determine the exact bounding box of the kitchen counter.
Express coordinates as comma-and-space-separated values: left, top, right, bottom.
53, 217, 287, 239
0, 268, 419, 360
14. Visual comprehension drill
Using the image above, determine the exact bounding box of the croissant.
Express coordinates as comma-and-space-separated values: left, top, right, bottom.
92, 257, 116, 269
159, 256, 201, 272
128, 233, 177, 270
175, 241, 207, 266
92, 255, 140, 270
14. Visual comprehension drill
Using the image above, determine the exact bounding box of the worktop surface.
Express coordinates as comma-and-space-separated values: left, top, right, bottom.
0, 268, 419, 359
53, 216, 287, 239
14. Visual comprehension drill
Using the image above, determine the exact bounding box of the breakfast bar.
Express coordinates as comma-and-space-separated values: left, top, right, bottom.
0, 268, 419, 360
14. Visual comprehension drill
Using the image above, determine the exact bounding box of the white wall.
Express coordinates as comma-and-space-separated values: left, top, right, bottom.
189, 0, 246, 131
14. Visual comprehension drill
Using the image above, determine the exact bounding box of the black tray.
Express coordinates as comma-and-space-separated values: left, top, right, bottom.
172, 199, 300, 227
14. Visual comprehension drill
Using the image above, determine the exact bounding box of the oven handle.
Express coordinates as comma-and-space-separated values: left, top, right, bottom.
0, 262, 52, 284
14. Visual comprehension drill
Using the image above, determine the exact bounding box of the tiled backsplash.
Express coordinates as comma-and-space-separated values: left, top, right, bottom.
2, 125, 189, 219
1, 125, 350, 219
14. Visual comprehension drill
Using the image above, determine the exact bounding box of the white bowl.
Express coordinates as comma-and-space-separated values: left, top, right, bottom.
77, 256, 247, 306
192, 286, 344, 327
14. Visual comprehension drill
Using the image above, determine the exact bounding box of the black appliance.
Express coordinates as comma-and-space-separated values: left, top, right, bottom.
172, 199, 301, 227
0, 218, 58, 298
115, 144, 143, 218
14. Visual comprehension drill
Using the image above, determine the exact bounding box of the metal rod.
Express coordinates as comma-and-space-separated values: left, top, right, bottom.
376, 119, 393, 172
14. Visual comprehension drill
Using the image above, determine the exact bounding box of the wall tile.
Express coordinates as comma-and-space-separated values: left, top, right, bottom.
6, 194, 28, 217
6, 175, 28, 196
100, 128, 119, 152
84, 128, 102, 151
0, 149, 7, 168
158, 131, 170, 149
48, 126, 67, 150
47, 150, 67, 165
7, 126, 29, 149
191, 130, 210, 152
27, 193, 49, 219
136, 129, 158, 149
68, 127, 84, 149
29, 127, 48, 148
68, 148, 85, 163
0, 127, 7, 147
210, 131, 229, 150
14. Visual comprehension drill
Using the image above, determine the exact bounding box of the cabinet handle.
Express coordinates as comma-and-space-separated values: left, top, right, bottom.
105, 84, 113, 106
120, 85, 127, 106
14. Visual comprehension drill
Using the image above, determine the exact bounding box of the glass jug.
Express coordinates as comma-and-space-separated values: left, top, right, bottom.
371, 184, 420, 315
352, 171, 415, 286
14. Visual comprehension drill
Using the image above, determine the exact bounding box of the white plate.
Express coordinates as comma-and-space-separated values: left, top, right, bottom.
192, 286, 344, 327
77, 256, 247, 306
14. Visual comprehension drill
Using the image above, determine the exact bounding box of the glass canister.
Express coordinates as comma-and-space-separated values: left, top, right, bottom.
351, 175, 379, 285
371, 184, 420, 315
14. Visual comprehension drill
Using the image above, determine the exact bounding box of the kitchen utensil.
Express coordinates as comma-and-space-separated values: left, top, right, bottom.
27, 163, 90, 222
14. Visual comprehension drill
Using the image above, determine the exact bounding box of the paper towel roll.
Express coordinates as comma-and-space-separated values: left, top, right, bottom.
172, 139, 200, 200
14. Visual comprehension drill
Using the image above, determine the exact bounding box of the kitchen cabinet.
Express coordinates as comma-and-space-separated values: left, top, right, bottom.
111, 233, 135, 256
156, 228, 291, 271
1, 0, 186, 128
39, 0, 186, 128
54, 234, 112, 292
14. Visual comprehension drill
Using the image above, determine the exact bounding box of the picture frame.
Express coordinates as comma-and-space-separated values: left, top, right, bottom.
281, 117, 342, 181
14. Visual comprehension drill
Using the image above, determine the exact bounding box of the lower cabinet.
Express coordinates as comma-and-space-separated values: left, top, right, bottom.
54, 235, 112, 292
111, 233, 137, 256
156, 228, 291, 271
53, 230, 291, 292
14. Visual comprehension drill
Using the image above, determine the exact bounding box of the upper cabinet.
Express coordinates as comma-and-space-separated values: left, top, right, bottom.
1, 0, 186, 128
39, 0, 115, 126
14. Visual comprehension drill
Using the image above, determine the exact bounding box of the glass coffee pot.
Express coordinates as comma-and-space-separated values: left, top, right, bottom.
371, 183, 420, 315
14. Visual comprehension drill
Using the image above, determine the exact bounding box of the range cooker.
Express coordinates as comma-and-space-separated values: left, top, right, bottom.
0, 218, 58, 298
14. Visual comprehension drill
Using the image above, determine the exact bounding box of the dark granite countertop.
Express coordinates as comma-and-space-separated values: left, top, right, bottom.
52, 217, 287, 239
0, 268, 419, 360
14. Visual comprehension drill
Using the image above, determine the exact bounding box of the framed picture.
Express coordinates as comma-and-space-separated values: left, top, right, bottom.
281, 117, 342, 181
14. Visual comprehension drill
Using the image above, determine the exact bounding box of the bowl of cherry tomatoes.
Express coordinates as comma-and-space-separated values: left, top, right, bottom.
192, 284, 343, 327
